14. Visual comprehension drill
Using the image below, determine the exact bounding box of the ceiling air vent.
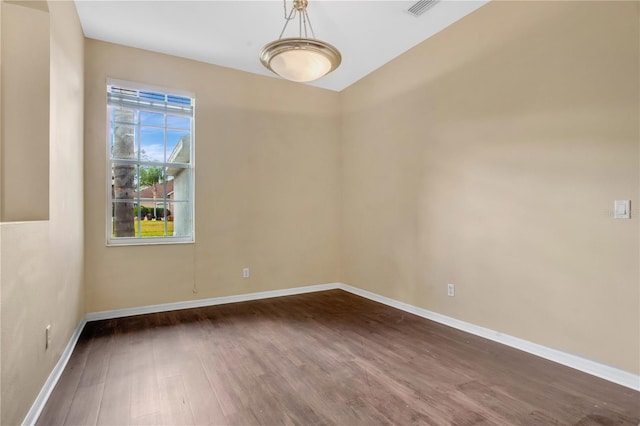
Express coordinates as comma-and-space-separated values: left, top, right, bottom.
407, 0, 438, 17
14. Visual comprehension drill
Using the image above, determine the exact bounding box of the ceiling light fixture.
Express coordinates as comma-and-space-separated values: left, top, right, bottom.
260, 0, 341, 83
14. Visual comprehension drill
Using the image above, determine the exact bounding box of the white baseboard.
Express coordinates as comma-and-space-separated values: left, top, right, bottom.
85, 282, 341, 322
22, 317, 87, 426
23, 281, 639, 425
338, 283, 640, 392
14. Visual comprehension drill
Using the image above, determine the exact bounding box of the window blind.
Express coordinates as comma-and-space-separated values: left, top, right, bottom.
107, 86, 194, 117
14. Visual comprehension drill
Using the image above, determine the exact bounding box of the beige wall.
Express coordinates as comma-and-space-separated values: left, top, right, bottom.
1, 2, 3, 420
340, 1, 640, 374
0, 1, 49, 222
0, 1, 84, 424
84, 41, 341, 312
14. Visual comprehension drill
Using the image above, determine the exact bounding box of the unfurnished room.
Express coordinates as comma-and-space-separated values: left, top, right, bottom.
0, 0, 639, 425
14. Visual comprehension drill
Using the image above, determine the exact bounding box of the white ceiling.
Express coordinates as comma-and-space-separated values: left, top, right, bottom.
74, 0, 489, 92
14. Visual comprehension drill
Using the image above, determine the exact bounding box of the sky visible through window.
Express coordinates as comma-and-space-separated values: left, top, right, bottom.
138, 112, 190, 162
108, 89, 191, 166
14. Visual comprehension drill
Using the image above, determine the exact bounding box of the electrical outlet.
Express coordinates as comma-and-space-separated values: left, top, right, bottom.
243, 267, 250, 278
447, 284, 455, 297
45, 324, 51, 350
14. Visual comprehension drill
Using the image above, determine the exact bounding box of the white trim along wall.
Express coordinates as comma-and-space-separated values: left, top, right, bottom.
22, 282, 640, 425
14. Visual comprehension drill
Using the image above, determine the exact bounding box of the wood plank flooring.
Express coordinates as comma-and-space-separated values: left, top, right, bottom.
37, 290, 640, 425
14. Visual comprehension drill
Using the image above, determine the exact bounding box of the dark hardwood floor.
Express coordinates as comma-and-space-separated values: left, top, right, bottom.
37, 290, 640, 425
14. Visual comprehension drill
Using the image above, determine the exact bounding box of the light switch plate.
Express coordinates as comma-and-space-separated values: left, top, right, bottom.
614, 200, 630, 219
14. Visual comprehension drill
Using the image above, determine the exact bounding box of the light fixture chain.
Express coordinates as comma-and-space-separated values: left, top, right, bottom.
304, 10, 316, 39
302, 8, 307, 37
278, 3, 297, 39
279, 0, 315, 39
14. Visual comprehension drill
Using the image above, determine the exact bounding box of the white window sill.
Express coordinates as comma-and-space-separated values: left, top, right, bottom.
106, 237, 195, 247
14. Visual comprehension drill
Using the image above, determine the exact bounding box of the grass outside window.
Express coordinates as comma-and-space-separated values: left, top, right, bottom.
112, 220, 174, 237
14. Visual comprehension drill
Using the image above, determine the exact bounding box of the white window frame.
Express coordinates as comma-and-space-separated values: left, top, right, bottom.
106, 79, 195, 246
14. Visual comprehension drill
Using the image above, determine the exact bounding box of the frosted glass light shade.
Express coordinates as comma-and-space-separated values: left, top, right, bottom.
260, 38, 341, 83
271, 50, 331, 82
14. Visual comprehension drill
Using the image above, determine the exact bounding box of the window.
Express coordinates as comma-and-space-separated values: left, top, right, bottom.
107, 81, 195, 245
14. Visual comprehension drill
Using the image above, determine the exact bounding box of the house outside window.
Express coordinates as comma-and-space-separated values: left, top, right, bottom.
107, 81, 195, 245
